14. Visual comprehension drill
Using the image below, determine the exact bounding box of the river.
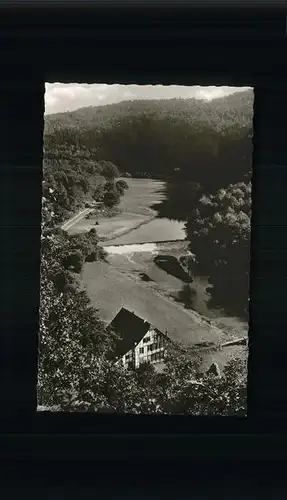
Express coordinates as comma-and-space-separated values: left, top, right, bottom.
103, 217, 186, 246
99, 178, 248, 338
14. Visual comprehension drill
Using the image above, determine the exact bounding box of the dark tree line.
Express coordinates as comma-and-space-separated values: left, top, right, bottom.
96, 116, 252, 191
185, 182, 251, 318
45, 91, 253, 192
46, 92, 253, 135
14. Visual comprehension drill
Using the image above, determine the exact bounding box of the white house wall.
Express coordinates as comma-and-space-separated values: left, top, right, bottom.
122, 327, 168, 369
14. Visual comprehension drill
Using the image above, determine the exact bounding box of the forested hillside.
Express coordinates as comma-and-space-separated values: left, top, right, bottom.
45, 91, 253, 134
45, 90, 253, 191
43, 138, 121, 223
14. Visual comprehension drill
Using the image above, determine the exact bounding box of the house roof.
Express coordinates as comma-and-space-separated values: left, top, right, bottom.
109, 307, 151, 358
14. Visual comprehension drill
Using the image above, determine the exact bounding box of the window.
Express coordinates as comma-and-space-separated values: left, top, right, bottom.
125, 353, 131, 360
139, 347, 144, 354
148, 343, 161, 352
151, 352, 163, 362
148, 344, 158, 352
143, 336, 150, 344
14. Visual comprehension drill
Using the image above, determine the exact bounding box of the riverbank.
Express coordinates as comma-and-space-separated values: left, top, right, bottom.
66, 177, 166, 238
100, 215, 156, 242
104, 241, 248, 338
82, 259, 226, 346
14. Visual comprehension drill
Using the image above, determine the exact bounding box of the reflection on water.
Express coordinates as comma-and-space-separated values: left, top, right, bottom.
104, 241, 248, 333
145, 258, 185, 292
105, 242, 190, 294
104, 217, 186, 246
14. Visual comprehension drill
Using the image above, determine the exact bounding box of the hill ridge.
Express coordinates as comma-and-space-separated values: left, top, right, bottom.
45, 89, 254, 135
45, 89, 253, 119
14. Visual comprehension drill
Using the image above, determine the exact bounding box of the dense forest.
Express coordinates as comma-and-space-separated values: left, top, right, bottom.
45, 91, 253, 191
45, 91, 253, 135
39, 90, 252, 413
43, 139, 122, 223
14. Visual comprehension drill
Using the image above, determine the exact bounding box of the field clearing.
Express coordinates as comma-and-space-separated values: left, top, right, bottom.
83, 260, 230, 346
82, 260, 247, 371
104, 242, 248, 339
68, 211, 152, 238
116, 178, 166, 216
67, 178, 166, 237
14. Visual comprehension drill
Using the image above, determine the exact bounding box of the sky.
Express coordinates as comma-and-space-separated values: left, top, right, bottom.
45, 83, 252, 115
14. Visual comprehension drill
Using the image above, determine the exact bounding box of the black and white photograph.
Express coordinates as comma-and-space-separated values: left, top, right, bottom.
38, 83, 252, 415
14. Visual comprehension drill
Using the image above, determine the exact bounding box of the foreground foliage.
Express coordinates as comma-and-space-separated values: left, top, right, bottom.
38, 195, 247, 414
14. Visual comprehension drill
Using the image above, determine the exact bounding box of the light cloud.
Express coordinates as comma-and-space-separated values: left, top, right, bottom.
45, 83, 252, 115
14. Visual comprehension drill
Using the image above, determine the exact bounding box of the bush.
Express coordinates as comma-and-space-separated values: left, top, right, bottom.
115, 179, 129, 195
103, 186, 120, 207
62, 250, 84, 273
98, 160, 119, 180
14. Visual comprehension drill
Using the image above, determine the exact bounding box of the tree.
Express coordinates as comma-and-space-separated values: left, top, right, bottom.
115, 179, 129, 195
38, 198, 118, 411
62, 250, 84, 274
185, 182, 251, 317
99, 160, 119, 180
145, 347, 247, 416
103, 185, 120, 208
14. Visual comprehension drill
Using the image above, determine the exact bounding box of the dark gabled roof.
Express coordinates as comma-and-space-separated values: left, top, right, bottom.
109, 307, 151, 358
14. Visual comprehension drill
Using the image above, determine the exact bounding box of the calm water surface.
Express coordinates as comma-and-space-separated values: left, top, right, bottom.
103, 217, 186, 246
